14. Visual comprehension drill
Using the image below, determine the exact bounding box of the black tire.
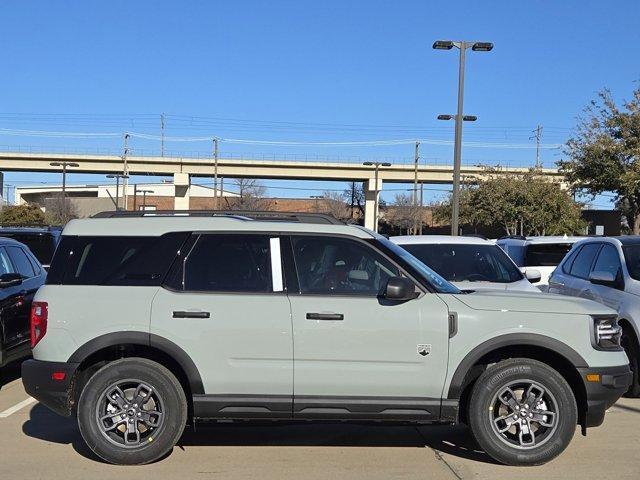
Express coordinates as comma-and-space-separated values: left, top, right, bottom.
77, 357, 187, 465
468, 358, 577, 466
621, 330, 640, 398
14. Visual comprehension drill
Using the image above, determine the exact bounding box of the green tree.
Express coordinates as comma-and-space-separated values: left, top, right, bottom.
0, 204, 46, 226
558, 85, 640, 233
434, 169, 586, 236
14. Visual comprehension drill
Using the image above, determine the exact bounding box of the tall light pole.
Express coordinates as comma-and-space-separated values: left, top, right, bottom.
213, 137, 220, 210
433, 40, 493, 235
363, 161, 391, 233
106, 173, 129, 210
413, 141, 420, 235
50, 161, 79, 219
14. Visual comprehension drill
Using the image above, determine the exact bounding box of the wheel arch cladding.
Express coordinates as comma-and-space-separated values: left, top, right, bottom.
67, 331, 205, 395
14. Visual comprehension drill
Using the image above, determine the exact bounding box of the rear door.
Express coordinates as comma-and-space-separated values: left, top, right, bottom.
4, 246, 41, 347
588, 243, 625, 310
150, 233, 294, 418
0, 247, 23, 349
564, 243, 602, 300
286, 235, 450, 421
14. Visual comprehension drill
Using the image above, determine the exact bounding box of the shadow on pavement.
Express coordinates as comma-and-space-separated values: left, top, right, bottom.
22, 403, 496, 465
614, 402, 640, 414
22, 403, 105, 463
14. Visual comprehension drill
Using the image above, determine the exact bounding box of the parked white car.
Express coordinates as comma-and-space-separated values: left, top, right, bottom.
391, 235, 541, 292
496, 235, 585, 290
548, 236, 640, 396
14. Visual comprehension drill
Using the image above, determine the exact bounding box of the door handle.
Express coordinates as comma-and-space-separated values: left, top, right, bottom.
306, 312, 344, 321
173, 311, 210, 319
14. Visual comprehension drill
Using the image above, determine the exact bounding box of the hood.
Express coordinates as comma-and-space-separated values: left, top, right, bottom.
450, 289, 616, 316
451, 278, 540, 293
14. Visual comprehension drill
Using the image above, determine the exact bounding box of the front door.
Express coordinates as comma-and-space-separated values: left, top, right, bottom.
286, 235, 450, 421
150, 233, 293, 419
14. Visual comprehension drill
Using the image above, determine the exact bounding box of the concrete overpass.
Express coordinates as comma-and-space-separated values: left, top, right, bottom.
0, 151, 563, 229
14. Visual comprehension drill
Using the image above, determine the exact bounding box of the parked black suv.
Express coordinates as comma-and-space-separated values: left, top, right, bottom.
0, 237, 46, 368
0, 227, 62, 270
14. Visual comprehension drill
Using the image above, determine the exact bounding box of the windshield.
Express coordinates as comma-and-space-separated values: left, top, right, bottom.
376, 237, 461, 293
524, 243, 574, 267
401, 243, 523, 284
623, 245, 640, 281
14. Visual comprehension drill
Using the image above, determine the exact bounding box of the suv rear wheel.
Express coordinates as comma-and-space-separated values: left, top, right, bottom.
77, 357, 187, 465
468, 358, 577, 466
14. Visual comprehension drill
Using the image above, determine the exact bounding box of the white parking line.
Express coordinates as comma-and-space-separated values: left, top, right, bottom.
0, 397, 36, 418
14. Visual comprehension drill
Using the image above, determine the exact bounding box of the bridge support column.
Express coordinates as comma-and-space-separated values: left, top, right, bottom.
363, 178, 382, 231
174, 173, 190, 210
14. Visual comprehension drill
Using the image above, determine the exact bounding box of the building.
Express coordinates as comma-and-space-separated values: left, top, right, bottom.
15, 182, 237, 218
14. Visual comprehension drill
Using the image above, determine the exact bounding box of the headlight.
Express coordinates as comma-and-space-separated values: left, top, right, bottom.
592, 315, 622, 350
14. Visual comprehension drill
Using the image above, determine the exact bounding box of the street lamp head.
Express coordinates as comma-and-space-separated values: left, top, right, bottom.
471, 42, 493, 52
381, 162, 392, 167
363, 161, 373, 166
433, 40, 454, 50
68, 163, 80, 167
462, 115, 477, 122
437, 114, 454, 121
49, 162, 62, 167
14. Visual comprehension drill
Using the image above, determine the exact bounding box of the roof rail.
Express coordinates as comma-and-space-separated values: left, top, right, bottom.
497, 234, 527, 240
463, 233, 488, 240
91, 210, 344, 225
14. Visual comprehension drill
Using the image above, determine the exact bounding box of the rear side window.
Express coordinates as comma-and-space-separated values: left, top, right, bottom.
6, 246, 36, 278
569, 243, 601, 279
166, 234, 273, 293
0, 248, 16, 276
524, 243, 574, 267
46, 233, 188, 286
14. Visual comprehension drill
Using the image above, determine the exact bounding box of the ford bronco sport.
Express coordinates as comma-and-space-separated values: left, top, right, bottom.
22, 212, 631, 466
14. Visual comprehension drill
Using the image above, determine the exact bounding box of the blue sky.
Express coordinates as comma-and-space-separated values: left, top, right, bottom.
1, 0, 639, 206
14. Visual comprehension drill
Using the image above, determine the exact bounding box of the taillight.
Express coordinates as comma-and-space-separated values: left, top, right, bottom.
30, 301, 48, 348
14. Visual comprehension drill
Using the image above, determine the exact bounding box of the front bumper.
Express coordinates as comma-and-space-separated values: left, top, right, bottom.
578, 364, 633, 429
22, 359, 79, 417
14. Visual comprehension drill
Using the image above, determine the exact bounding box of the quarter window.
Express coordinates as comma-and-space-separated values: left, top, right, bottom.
569, 243, 601, 279
0, 248, 16, 276
6, 246, 35, 278
291, 236, 399, 295
178, 234, 273, 293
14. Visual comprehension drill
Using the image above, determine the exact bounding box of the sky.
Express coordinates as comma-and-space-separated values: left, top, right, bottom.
1, 0, 639, 206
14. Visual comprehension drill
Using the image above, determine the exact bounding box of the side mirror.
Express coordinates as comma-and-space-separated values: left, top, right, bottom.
524, 269, 541, 284
384, 276, 418, 301
0, 273, 22, 288
589, 270, 617, 287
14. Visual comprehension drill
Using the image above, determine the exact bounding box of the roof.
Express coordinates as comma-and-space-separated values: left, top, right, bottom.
0, 236, 28, 246
612, 236, 640, 246
497, 235, 587, 245
390, 235, 494, 246
62, 216, 374, 238
0, 226, 61, 235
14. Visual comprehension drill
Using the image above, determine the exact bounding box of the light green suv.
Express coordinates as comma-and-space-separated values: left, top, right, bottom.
22, 212, 632, 466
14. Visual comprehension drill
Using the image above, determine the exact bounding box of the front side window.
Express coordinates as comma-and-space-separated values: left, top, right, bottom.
592, 244, 622, 278
401, 243, 523, 284
6, 246, 35, 278
177, 234, 273, 293
0, 248, 16, 276
292, 236, 399, 295
569, 243, 601, 279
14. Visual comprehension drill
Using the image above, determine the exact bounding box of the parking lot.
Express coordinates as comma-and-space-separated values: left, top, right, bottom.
0, 361, 637, 480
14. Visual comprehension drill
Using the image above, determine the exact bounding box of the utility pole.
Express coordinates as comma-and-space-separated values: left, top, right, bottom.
160, 113, 165, 157
419, 183, 424, 235
530, 124, 543, 168
49, 161, 79, 221
122, 133, 130, 210
350, 181, 356, 220
413, 141, 420, 234
213, 137, 219, 210
363, 161, 391, 233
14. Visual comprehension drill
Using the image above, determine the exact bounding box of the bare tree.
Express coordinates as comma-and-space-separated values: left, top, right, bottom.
44, 194, 79, 225
318, 191, 351, 222
384, 193, 424, 234
343, 181, 365, 220
227, 178, 271, 211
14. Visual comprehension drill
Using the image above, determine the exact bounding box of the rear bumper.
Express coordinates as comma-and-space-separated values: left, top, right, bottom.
579, 364, 633, 428
21, 359, 79, 417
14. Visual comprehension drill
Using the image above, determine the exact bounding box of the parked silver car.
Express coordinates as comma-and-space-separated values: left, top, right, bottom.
548, 236, 640, 396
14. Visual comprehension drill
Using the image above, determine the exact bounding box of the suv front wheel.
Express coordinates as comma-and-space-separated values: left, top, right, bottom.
468, 358, 577, 466
77, 357, 188, 465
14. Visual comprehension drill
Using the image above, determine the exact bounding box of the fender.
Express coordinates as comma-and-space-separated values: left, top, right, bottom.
447, 333, 588, 399
67, 331, 204, 394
